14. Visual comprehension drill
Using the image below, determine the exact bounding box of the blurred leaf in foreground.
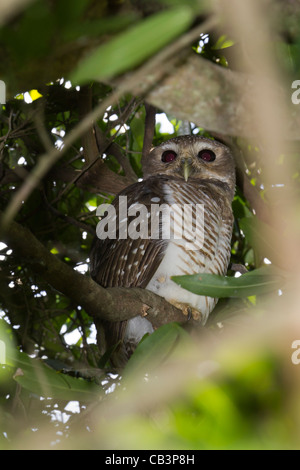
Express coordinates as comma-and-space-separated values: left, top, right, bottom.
5, 351, 101, 402
71, 6, 194, 84
124, 322, 189, 378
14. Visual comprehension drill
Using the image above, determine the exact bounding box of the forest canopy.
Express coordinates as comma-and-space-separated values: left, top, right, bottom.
1, 0, 300, 450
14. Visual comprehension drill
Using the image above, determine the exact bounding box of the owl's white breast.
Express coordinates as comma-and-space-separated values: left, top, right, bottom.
145, 241, 217, 324
145, 180, 231, 324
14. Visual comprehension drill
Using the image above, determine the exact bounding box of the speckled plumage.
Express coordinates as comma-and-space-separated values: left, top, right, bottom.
90, 136, 235, 367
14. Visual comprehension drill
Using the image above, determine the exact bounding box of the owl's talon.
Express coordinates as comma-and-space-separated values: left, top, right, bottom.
171, 301, 202, 322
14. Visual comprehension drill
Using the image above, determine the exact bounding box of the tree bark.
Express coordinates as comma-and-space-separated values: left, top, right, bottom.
143, 54, 298, 140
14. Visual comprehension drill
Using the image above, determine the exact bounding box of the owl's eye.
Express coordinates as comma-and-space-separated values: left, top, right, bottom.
198, 149, 216, 162
161, 150, 177, 163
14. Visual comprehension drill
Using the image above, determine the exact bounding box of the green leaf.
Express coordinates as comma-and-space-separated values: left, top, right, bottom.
123, 323, 188, 377
212, 34, 235, 50
71, 7, 194, 84
172, 266, 286, 299
6, 351, 100, 402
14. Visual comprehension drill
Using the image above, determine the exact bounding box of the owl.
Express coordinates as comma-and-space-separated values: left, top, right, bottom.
90, 135, 235, 367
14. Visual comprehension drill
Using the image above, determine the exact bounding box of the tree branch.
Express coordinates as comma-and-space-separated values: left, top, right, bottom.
0, 211, 188, 329
78, 86, 100, 166
141, 103, 156, 167
0, 165, 132, 197
52, 164, 133, 196
145, 53, 297, 140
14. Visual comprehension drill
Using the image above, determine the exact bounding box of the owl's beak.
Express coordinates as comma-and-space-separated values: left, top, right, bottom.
182, 158, 192, 182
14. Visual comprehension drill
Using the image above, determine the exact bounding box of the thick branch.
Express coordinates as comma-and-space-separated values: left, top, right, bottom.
52, 164, 133, 195
0, 212, 187, 328
144, 54, 298, 140
1, 165, 132, 196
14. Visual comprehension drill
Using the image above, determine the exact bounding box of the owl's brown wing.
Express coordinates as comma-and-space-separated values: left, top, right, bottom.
90, 176, 168, 289
90, 176, 169, 360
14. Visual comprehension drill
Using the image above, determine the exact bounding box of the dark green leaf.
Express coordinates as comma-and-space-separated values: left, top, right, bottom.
7, 351, 101, 402
172, 266, 286, 299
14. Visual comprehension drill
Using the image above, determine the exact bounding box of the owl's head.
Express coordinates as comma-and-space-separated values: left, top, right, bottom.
143, 135, 236, 198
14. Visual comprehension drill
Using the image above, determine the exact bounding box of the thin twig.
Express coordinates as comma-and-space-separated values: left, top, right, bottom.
42, 190, 95, 235
94, 128, 138, 182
